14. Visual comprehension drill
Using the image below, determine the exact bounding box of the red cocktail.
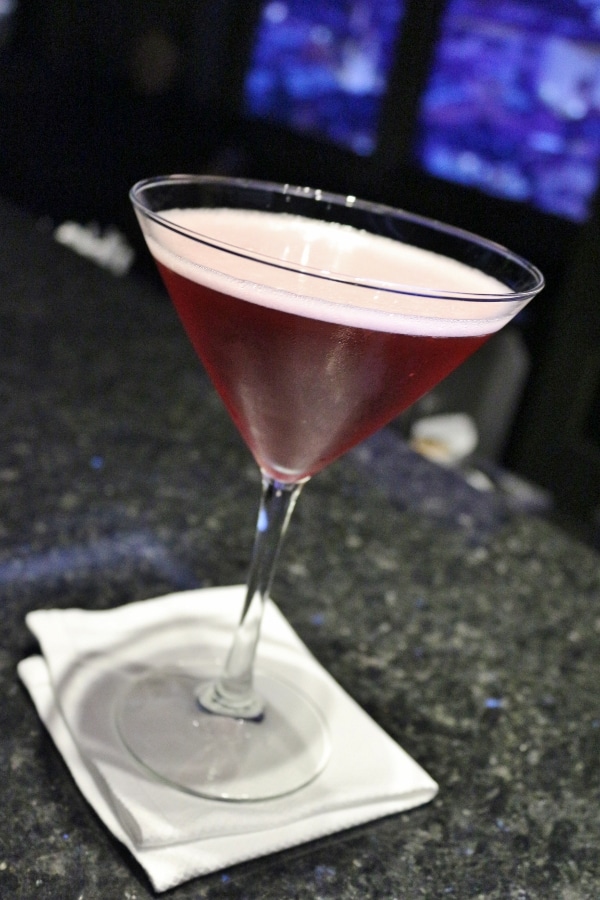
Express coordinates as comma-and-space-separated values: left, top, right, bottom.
121, 176, 544, 801
152, 207, 515, 482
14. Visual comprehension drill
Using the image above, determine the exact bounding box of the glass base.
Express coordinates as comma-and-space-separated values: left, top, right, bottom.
115, 668, 331, 801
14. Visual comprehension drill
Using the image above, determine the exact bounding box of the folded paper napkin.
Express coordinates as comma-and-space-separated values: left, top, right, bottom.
18, 586, 438, 892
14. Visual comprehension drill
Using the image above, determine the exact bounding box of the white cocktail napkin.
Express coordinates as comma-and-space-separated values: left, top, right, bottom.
18, 586, 438, 892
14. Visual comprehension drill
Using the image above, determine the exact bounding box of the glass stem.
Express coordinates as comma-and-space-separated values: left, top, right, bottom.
197, 474, 305, 720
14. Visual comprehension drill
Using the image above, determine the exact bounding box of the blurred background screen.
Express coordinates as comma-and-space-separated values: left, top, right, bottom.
414, 0, 600, 223
243, 0, 406, 157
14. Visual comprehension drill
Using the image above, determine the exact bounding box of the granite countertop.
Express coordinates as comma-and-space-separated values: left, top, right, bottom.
0, 199, 598, 899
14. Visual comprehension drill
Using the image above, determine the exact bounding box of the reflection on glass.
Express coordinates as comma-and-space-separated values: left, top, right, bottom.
415, 0, 600, 222
243, 0, 405, 156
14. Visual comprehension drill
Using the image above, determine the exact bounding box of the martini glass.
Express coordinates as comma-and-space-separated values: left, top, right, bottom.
119, 175, 544, 801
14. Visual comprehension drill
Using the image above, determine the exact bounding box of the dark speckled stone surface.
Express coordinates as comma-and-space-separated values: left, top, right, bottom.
0, 199, 599, 899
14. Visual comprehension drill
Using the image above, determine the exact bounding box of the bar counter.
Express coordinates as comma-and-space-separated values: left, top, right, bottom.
0, 199, 599, 898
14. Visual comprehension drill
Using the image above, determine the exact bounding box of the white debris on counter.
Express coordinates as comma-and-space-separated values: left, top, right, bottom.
54, 221, 135, 276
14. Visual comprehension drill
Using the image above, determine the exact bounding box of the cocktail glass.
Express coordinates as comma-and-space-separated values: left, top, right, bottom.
119, 175, 544, 801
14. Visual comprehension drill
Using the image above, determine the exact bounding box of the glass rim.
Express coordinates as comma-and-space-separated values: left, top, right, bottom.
130, 174, 545, 303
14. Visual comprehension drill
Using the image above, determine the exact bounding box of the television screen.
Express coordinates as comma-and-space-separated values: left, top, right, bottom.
414, 0, 600, 222
242, 0, 406, 157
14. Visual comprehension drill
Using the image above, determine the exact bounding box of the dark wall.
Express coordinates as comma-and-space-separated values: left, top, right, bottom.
0, 1, 239, 266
